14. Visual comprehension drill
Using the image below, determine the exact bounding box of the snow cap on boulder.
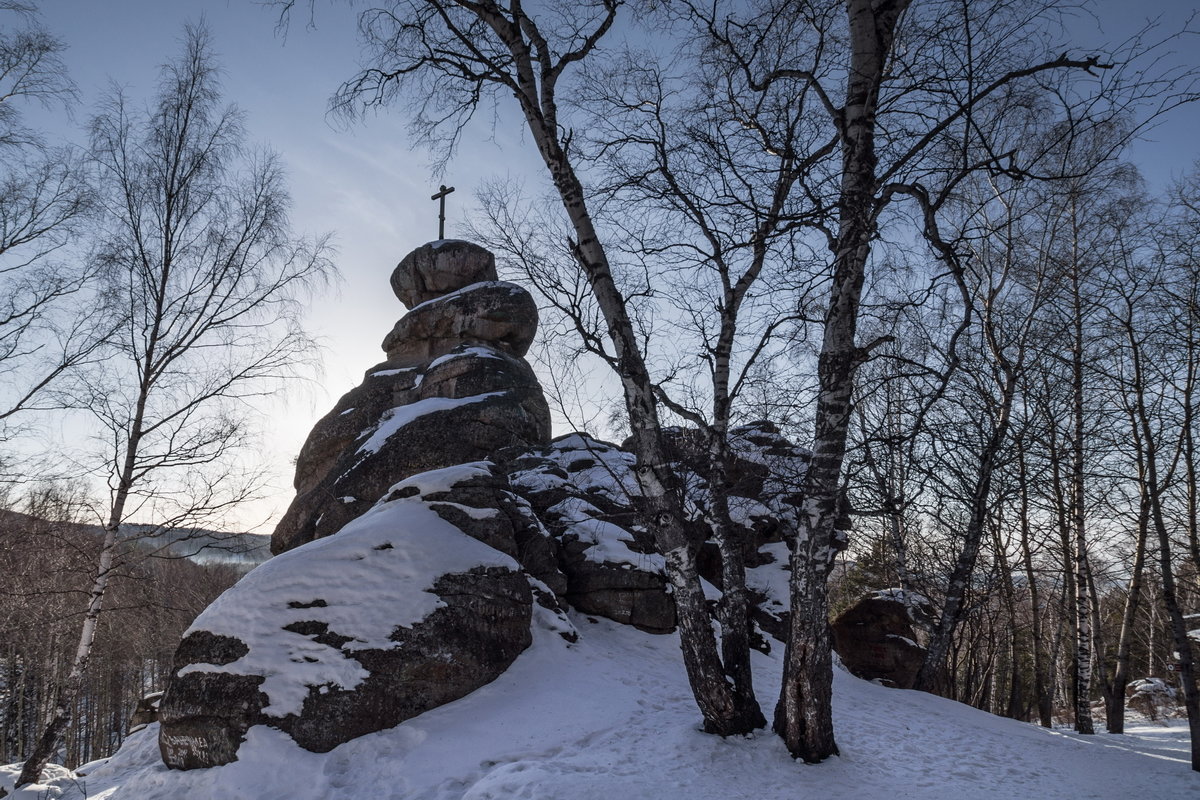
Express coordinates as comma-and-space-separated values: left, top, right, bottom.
159, 464, 537, 769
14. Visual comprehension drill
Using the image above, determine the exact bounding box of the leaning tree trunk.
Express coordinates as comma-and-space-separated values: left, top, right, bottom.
18, 279, 158, 787
1105, 484, 1149, 734
500, 53, 758, 734
915, 366, 1017, 692
1130, 320, 1200, 769
558, 162, 752, 735
14, 526, 118, 787
1148, 478, 1200, 771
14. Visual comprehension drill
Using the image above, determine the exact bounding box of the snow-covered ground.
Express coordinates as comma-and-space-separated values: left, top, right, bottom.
4, 616, 1198, 799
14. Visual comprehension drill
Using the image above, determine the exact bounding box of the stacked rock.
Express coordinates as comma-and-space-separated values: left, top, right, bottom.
271, 239, 552, 555
156, 242, 563, 770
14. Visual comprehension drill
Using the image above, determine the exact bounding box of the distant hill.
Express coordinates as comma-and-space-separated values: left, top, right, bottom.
118, 523, 271, 567
0, 508, 271, 568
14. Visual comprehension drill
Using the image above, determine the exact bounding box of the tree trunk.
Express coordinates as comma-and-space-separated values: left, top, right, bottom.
511, 71, 757, 735
1149, 477, 1200, 770
1069, 246, 1094, 735
16, 524, 119, 786
1105, 488, 1149, 733
1017, 440, 1054, 727
708, 438, 767, 729
915, 372, 1018, 692
775, 0, 910, 761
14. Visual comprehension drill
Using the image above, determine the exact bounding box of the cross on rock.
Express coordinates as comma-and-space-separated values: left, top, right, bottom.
431, 184, 456, 239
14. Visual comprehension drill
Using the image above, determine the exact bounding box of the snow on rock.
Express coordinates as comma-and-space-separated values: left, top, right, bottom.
354, 392, 507, 456
176, 498, 520, 717
510, 433, 641, 502
382, 281, 538, 362
508, 434, 675, 633
868, 588, 937, 626
0, 762, 75, 798
746, 541, 792, 635
271, 240, 550, 556
157, 465, 534, 769
22, 616, 1200, 800
1127, 676, 1182, 722
427, 344, 504, 370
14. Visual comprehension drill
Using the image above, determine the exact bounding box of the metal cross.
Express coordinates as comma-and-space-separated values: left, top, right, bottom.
431, 184, 456, 239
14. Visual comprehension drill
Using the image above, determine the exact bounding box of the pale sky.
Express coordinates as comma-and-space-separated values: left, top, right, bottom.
21, 0, 1200, 532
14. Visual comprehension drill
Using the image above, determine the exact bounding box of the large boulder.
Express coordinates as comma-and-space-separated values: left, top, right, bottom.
1126, 677, 1180, 721
272, 346, 550, 554
382, 281, 538, 362
390, 239, 497, 309
159, 465, 534, 769
831, 589, 934, 689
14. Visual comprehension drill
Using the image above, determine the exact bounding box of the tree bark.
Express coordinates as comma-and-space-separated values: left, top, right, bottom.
1068, 236, 1095, 735
775, 0, 911, 762
1104, 487, 1149, 734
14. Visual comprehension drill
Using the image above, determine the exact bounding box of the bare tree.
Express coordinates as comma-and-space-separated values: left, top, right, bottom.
16, 24, 333, 787
0, 3, 101, 448
693, 0, 1173, 760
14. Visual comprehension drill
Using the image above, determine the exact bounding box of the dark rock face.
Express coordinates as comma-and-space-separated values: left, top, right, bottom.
128, 691, 164, 732
160, 466, 534, 769
382, 281, 538, 361
831, 590, 934, 689
272, 348, 551, 554
158, 632, 263, 769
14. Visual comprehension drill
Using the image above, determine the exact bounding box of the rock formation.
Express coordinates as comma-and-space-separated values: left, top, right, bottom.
158, 241, 559, 769
156, 238, 830, 771
831, 589, 935, 689
505, 423, 811, 638
271, 239, 550, 555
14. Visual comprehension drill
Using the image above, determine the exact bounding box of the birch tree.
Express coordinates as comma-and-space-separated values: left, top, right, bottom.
16, 25, 332, 787
702, 0, 1154, 759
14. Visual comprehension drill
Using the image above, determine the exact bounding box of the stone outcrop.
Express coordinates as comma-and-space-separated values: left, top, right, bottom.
271, 239, 551, 555
159, 464, 536, 769
128, 691, 163, 733
508, 434, 676, 633
160, 241, 558, 769
1126, 677, 1180, 721
389, 239, 497, 308
157, 237, 826, 771
505, 425, 812, 638
831, 589, 934, 689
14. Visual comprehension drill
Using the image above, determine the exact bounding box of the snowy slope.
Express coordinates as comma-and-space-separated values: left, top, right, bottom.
5, 616, 1198, 800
